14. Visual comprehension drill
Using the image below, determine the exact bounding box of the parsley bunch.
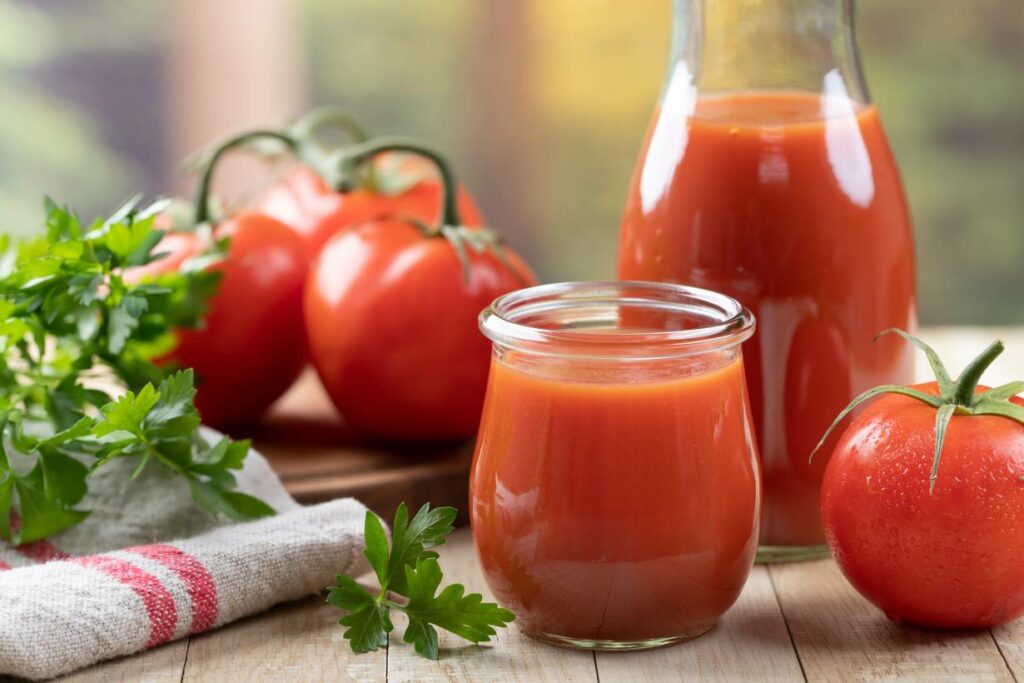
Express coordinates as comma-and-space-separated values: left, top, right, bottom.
0, 197, 273, 544
328, 503, 514, 659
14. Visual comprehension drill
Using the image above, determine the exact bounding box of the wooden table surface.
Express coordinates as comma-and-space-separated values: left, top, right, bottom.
58, 528, 1024, 683
55, 327, 1024, 682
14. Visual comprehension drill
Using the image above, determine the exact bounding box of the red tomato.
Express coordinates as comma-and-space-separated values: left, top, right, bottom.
304, 219, 535, 441
139, 212, 308, 428
821, 382, 1024, 628
258, 163, 483, 258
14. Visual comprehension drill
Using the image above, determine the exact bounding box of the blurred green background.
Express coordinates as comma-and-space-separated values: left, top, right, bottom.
0, 0, 1020, 324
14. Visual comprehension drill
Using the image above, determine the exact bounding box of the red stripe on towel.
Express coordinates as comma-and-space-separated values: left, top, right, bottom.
0, 559, 10, 570
127, 544, 218, 632
72, 555, 178, 648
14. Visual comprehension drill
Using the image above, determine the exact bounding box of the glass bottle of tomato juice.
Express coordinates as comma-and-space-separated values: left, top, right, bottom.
619, 0, 917, 561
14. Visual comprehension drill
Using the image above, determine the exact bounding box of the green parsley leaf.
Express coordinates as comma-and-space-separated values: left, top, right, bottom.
0, 198, 272, 543
13, 463, 90, 544
0, 478, 13, 541
93, 384, 160, 437
403, 557, 515, 659
39, 449, 90, 506
327, 576, 392, 654
39, 416, 93, 448
145, 369, 197, 425
386, 502, 457, 595
47, 376, 91, 430
186, 479, 275, 521
107, 297, 146, 355
327, 504, 513, 660
363, 510, 390, 588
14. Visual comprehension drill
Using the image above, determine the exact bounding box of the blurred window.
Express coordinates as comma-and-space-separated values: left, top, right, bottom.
0, 0, 1020, 324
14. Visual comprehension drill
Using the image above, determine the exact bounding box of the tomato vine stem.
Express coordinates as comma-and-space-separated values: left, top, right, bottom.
192, 130, 299, 226
327, 138, 530, 287
328, 137, 462, 229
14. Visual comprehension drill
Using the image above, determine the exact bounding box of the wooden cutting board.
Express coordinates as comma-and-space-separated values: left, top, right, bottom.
241, 370, 473, 523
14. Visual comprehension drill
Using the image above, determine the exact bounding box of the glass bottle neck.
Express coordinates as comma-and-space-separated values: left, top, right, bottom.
667, 0, 869, 105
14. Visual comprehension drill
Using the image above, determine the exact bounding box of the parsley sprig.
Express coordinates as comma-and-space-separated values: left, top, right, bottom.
327, 503, 514, 659
0, 197, 273, 544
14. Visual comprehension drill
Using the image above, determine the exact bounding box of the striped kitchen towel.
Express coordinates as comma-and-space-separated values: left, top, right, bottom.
0, 437, 371, 680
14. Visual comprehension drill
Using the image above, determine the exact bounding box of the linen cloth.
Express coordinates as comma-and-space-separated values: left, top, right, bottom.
0, 432, 371, 680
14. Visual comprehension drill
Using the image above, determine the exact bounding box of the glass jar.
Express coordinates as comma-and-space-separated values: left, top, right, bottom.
470, 281, 759, 650
618, 0, 917, 561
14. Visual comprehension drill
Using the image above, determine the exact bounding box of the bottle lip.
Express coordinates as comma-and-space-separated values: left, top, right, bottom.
479, 280, 755, 360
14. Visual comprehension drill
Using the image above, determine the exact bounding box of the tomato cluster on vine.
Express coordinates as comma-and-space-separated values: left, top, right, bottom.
135, 108, 535, 440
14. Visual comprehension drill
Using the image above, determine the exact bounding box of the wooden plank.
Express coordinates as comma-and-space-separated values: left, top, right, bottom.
56, 640, 188, 683
991, 620, 1024, 680
771, 560, 1014, 682
388, 529, 598, 683
594, 567, 804, 682
181, 594, 385, 683
247, 370, 473, 524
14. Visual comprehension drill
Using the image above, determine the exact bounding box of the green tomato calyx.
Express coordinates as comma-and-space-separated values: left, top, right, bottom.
810, 329, 1024, 494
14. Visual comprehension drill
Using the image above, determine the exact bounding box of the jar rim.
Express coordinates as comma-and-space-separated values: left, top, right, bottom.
479, 280, 755, 360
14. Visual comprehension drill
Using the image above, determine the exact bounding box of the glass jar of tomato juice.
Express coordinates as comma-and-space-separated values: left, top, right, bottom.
470, 281, 760, 650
